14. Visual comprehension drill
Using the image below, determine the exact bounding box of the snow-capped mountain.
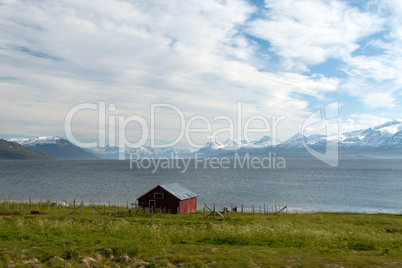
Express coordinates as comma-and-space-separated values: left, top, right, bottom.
8, 136, 97, 160
338, 120, 402, 149
86, 145, 192, 159
279, 120, 402, 152
0, 139, 53, 160
5, 120, 402, 160
277, 133, 309, 150
198, 136, 274, 155
197, 120, 402, 156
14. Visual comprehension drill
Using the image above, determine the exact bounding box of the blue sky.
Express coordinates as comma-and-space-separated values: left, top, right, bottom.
0, 0, 401, 147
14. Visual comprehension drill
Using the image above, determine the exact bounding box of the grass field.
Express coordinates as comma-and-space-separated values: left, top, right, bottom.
0, 202, 401, 267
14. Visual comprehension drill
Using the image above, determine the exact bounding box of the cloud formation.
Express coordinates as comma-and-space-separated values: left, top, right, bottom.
0, 0, 401, 146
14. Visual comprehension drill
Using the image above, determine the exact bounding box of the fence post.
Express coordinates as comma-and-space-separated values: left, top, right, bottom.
241, 203, 243, 214
104, 205, 106, 215
252, 204, 254, 214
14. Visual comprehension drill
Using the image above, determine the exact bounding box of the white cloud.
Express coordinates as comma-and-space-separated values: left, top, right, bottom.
248, 0, 384, 70
341, 113, 393, 133
1, 0, 401, 147
0, 0, 344, 146
338, 0, 402, 109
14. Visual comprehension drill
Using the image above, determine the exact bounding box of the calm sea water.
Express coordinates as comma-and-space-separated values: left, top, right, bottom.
0, 157, 401, 214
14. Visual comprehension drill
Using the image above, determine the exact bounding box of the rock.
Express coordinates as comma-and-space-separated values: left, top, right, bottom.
48, 256, 65, 266
80, 257, 96, 267
133, 259, 149, 266
94, 253, 102, 261
104, 248, 113, 259
119, 255, 130, 263
23, 258, 39, 265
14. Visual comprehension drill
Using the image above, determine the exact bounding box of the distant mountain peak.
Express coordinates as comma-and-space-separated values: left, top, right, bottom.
255, 136, 271, 144
0, 139, 53, 160
7, 136, 96, 159
24, 136, 65, 146
373, 120, 402, 130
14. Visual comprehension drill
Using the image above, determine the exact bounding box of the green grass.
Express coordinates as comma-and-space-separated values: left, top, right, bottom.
0, 203, 401, 267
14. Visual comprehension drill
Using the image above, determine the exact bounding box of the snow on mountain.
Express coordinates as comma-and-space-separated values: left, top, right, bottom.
6, 137, 29, 144
388, 131, 402, 145
251, 136, 272, 147
339, 120, 402, 148
277, 133, 309, 149
198, 136, 274, 155
23, 136, 66, 146
197, 120, 402, 155
86, 145, 192, 159
373, 120, 402, 133
8, 136, 97, 159
6, 120, 402, 159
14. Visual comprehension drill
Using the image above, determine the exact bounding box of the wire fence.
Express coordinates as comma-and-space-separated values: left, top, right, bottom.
1, 197, 288, 218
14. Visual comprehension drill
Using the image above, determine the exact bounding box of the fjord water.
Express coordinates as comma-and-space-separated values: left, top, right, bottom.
0, 157, 401, 214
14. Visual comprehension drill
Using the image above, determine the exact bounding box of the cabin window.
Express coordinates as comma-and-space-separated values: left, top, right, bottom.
154, 193, 164, 199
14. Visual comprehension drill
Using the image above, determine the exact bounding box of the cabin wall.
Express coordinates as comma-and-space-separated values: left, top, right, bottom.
137, 185, 180, 213
137, 185, 197, 214
179, 197, 197, 214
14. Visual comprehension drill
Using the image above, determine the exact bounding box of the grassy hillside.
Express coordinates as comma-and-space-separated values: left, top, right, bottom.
0, 203, 401, 267
27, 142, 97, 159
0, 139, 53, 160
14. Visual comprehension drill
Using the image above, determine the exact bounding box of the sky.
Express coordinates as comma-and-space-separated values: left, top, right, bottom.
1, 0, 402, 148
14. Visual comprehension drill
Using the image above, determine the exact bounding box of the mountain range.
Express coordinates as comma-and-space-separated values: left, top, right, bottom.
0, 139, 53, 160
7, 136, 96, 160
86, 145, 193, 159
199, 120, 402, 156
3, 120, 402, 160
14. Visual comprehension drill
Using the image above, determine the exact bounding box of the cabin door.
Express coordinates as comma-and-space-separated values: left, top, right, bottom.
149, 200, 156, 211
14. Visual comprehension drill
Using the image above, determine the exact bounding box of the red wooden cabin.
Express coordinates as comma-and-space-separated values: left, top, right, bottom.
137, 183, 198, 214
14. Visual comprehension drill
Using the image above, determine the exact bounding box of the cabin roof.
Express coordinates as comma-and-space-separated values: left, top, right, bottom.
159, 183, 198, 200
